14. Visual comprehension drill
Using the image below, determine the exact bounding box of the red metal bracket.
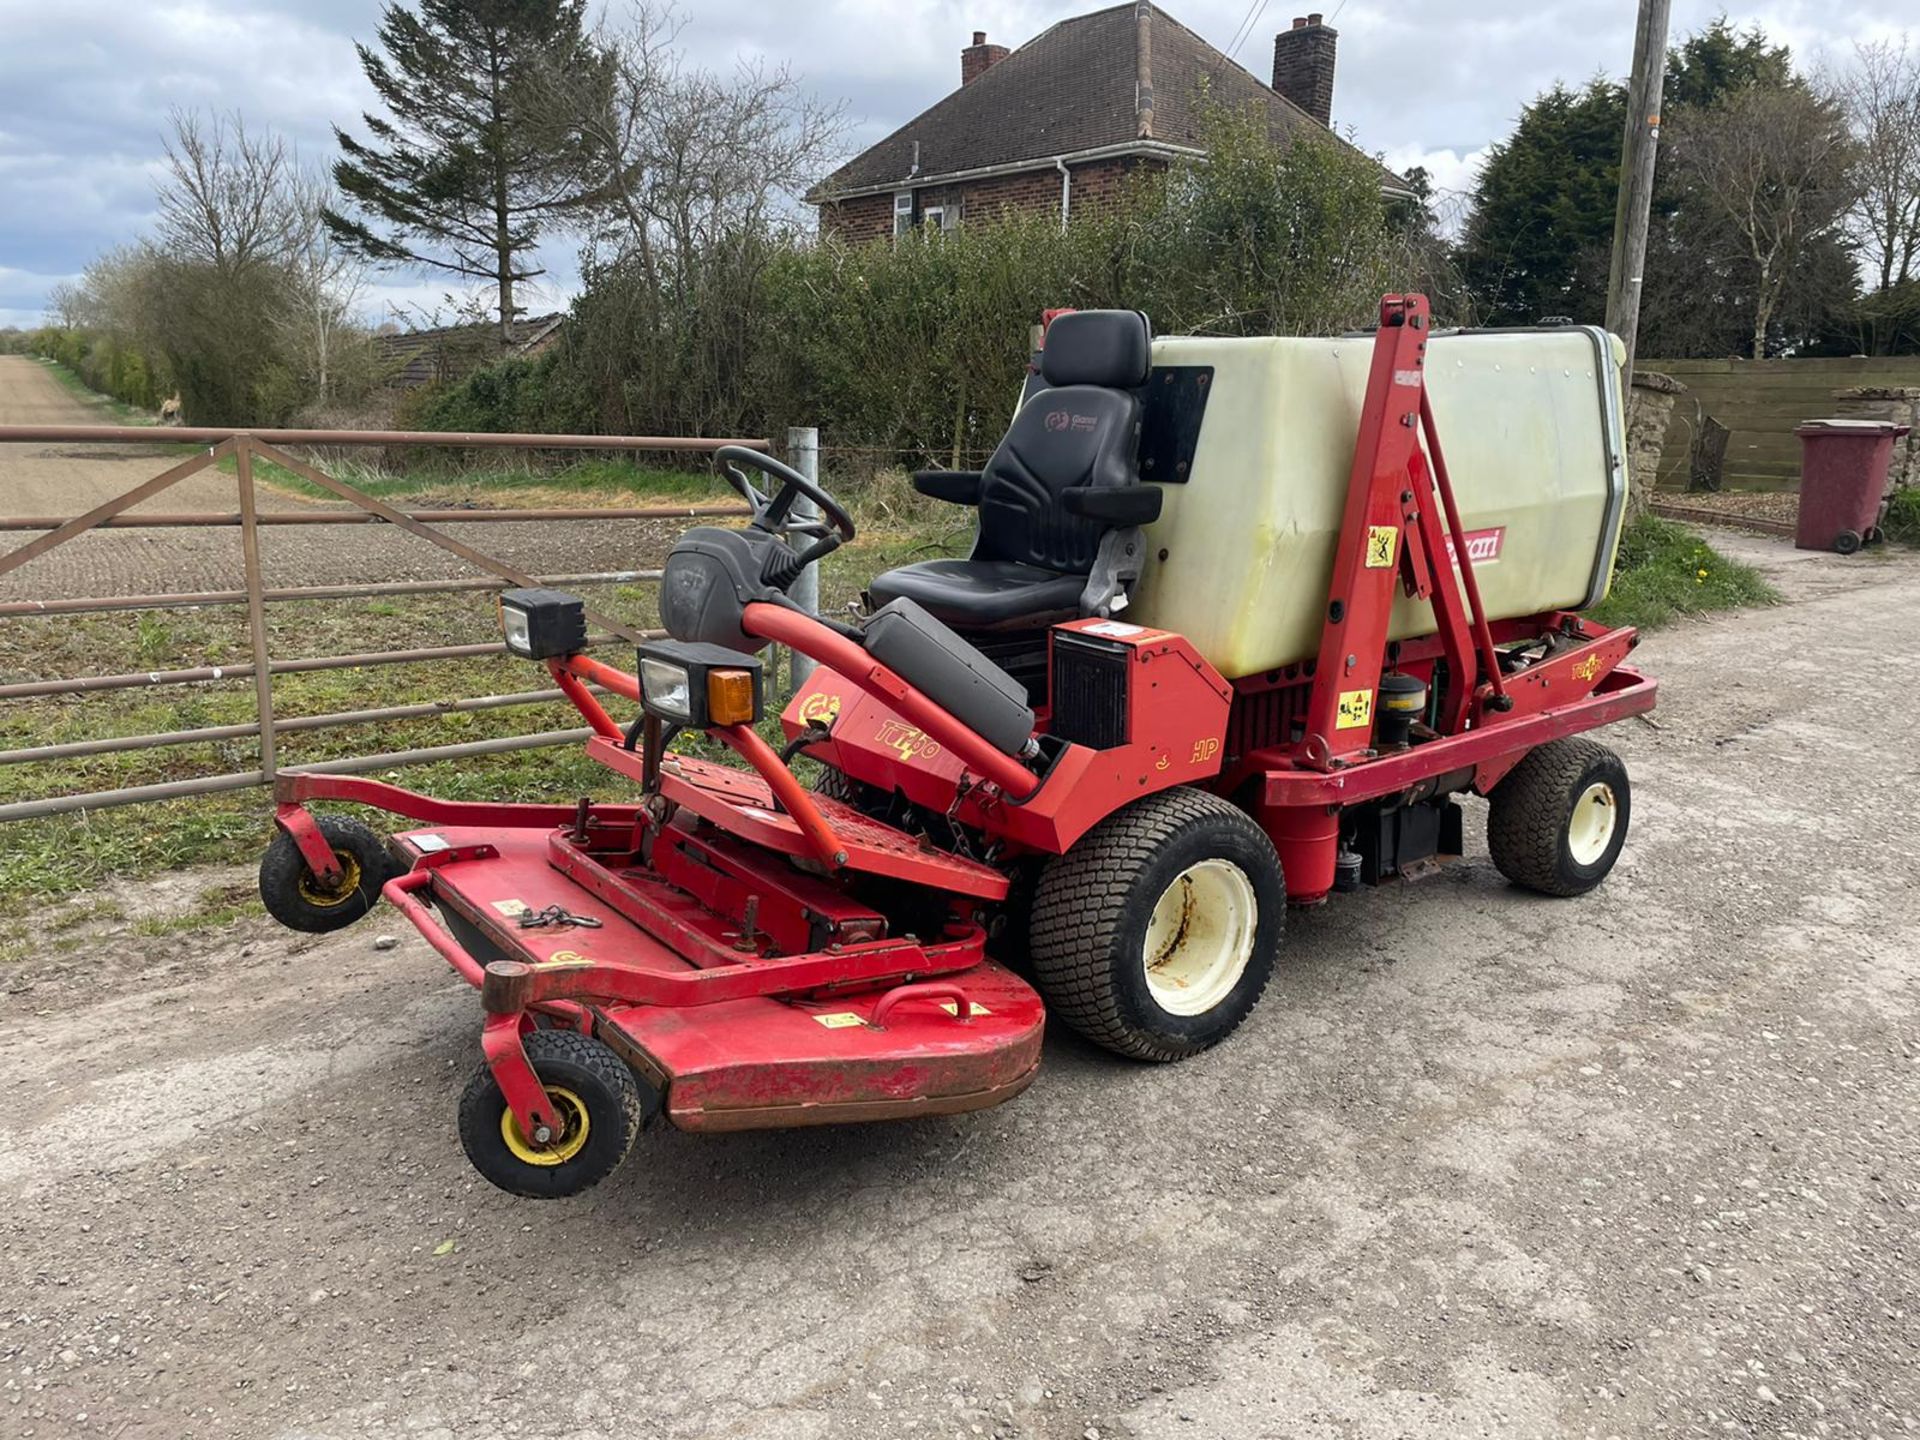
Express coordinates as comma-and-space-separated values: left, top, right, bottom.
275, 772, 639, 830
273, 802, 345, 887
480, 1011, 565, 1151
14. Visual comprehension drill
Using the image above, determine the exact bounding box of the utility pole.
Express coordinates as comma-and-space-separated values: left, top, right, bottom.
1605, 0, 1672, 391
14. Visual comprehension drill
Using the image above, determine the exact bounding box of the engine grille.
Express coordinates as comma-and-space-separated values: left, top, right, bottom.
1050, 633, 1131, 749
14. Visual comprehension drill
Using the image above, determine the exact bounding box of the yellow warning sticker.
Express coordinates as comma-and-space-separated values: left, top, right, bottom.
1336, 689, 1375, 730
937, 1000, 992, 1018
539, 950, 594, 969
812, 1011, 865, 1029
491, 898, 529, 916
1365, 526, 1398, 569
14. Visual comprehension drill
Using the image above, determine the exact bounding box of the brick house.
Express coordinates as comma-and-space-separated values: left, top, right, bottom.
809, 2, 1406, 243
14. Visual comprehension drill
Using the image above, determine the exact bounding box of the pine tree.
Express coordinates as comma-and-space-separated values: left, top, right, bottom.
324, 0, 605, 338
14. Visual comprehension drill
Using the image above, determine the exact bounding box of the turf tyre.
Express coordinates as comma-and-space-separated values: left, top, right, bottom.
1486, 737, 1631, 897
258, 814, 396, 933
1028, 787, 1283, 1062
457, 1030, 650, 1199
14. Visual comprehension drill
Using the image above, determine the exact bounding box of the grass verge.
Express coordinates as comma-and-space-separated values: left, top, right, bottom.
32, 358, 160, 427
1589, 514, 1779, 631
1886, 486, 1920, 547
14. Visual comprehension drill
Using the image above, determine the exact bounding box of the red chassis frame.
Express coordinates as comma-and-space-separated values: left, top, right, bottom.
272, 292, 1654, 1146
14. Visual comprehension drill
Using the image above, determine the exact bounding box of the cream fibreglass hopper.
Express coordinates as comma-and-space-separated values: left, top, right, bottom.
1127, 327, 1630, 679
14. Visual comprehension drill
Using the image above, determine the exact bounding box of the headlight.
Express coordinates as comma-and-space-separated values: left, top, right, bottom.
635, 640, 764, 727
639, 657, 694, 721
498, 588, 586, 660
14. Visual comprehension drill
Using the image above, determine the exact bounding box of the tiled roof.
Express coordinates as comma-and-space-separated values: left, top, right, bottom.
811, 2, 1403, 198
372, 313, 566, 389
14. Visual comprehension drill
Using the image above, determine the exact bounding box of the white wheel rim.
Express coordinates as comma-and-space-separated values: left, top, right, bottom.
1567, 781, 1618, 867
1143, 859, 1258, 1017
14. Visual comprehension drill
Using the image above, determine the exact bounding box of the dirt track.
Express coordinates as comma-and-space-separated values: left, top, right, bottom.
0, 356, 695, 601
0, 532, 1916, 1439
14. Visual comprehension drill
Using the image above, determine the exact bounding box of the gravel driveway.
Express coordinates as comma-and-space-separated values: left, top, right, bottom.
0, 531, 1914, 1439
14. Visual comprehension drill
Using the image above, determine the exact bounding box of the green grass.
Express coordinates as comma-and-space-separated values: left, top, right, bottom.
220, 452, 725, 509
1886, 486, 1920, 547
33, 358, 160, 427
1589, 515, 1779, 631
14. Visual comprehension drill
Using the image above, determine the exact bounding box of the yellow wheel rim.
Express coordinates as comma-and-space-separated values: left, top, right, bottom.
499, 1086, 591, 1167
296, 850, 364, 908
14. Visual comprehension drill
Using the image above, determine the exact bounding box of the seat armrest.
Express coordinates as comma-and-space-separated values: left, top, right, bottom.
1063, 485, 1162, 527
911, 470, 983, 505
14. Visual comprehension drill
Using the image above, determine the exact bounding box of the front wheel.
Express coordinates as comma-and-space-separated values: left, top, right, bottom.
1028, 788, 1284, 1062
1486, 738, 1631, 897
258, 814, 396, 933
457, 1030, 651, 1199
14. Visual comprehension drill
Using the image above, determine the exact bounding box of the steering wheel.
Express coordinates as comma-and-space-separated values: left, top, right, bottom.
715, 446, 856, 582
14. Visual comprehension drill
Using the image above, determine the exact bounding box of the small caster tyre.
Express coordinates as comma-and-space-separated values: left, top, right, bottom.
457, 1030, 651, 1199
1864, 525, 1885, 546
1486, 738, 1631, 898
259, 814, 397, 933
1833, 529, 1863, 555
1029, 787, 1284, 1062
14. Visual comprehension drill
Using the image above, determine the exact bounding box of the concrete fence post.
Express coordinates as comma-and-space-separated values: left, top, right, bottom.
787, 426, 822, 691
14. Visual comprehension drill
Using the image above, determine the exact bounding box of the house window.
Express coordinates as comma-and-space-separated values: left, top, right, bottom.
892, 191, 914, 239
921, 204, 956, 233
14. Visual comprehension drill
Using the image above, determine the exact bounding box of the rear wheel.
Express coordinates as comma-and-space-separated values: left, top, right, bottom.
1028, 788, 1284, 1062
1486, 738, 1631, 897
457, 1030, 650, 1199
1834, 529, 1863, 555
258, 815, 396, 933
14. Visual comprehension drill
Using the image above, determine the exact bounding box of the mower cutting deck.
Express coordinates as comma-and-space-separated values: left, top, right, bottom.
259, 296, 1657, 1198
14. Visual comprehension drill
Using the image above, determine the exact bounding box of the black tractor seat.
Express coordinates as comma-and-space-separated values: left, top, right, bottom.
867, 309, 1161, 633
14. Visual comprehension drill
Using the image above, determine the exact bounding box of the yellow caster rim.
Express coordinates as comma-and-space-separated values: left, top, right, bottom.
499, 1086, 591, 1166
296, 851, 364, 908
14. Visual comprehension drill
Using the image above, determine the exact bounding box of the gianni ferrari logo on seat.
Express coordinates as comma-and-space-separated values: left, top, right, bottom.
875, 719, 942, 763
1044, 410, 1099, 433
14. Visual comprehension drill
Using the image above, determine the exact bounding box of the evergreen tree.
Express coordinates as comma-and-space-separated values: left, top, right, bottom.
1456, 79, 1625, 325
324, 0, 605, 338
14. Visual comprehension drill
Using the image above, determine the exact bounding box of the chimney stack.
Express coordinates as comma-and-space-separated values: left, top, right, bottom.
961, 30, 1010, 86
1271, 14, 1337, 127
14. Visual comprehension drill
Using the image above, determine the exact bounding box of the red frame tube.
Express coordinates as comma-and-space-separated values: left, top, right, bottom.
714, 722, 847, 866
744, 602, 1039, 797
547, 659, 622, 739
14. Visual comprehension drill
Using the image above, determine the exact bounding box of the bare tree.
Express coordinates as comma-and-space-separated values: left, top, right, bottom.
155, 110, 304, 275
277, 172, 372, 404
1839, 37, 1920, 295
549, 3, 845, 285
1668, 84, 1860, 357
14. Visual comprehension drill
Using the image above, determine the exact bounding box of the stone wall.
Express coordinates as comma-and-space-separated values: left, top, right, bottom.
1835, 386, 1920, 490
1625, 370, 1683, 522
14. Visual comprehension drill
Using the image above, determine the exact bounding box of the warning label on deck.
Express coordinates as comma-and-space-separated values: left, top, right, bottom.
1365, 526, 1398, 568
1336, 689, 1375, 729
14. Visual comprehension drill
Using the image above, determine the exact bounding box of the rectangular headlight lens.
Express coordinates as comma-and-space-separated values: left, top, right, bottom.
639, 657, 694, 721
499, 603, 534, 657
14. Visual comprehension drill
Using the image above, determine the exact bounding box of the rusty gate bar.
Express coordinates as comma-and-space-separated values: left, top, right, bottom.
234, 439, 277, 777
0, 425, 768, 450
0, 569, 664, 618
0, 507, 743, 530
0, 634, 640, 701
0, 728, 595, 823
0, 686, 602, 765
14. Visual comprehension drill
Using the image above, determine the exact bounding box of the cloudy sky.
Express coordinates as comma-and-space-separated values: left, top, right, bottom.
0, 0, 1911, 328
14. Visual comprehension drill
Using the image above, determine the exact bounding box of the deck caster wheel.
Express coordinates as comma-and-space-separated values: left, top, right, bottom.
1486, 737, 1631, 897
1028, 788, 1283, 1062
259, 815, 396, 933
1833, 529, 1863, 555
457, 1030, 650, 1199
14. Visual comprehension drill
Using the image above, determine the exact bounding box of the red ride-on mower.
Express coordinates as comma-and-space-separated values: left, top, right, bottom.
261, 296, 1656, 1197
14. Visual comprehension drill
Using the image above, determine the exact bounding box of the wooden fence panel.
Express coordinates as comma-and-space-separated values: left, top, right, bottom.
1643, 357, 1920, 491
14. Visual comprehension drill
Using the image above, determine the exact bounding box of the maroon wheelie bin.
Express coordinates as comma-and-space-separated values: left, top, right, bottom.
1794, 418, 1910, 554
